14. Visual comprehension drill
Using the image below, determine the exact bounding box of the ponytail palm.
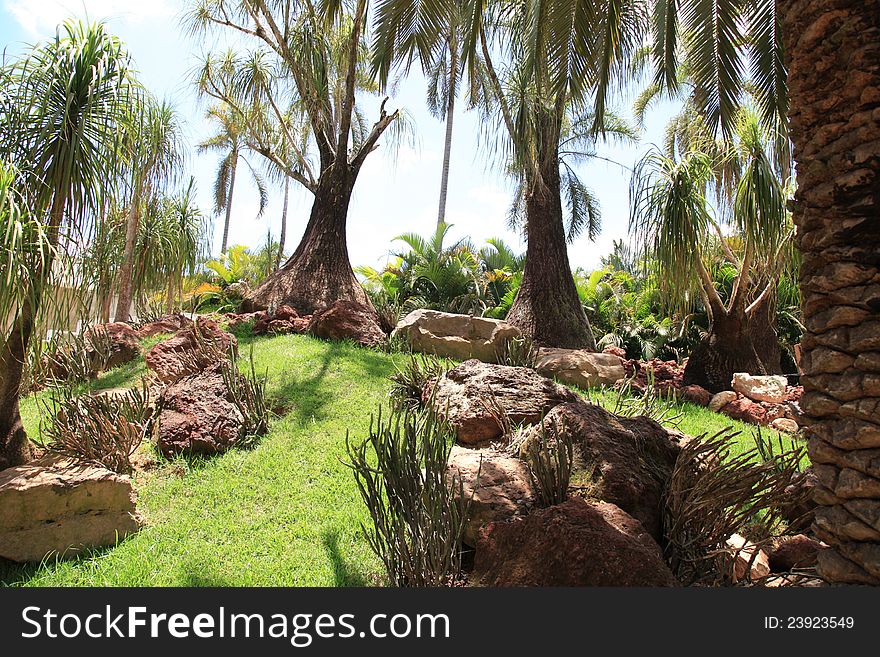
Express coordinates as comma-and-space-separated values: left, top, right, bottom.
0, 20, 136, 468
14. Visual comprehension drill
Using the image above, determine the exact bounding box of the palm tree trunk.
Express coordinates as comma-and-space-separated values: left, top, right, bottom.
242, 163, 369, 314
278, 175, 289, 270
506, 110, 596, 349
114, 201, 140, 323
781, 0, 880, 585
437, 44, 458, 228
221, 151, 239, 255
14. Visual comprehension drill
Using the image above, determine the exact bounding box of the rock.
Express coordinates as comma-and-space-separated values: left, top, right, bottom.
517, 401, 682, 541
274, 305, 299, 321
136, 314, 193, 339
156, 362, 246, 458
391, 309, 520, 363
535, 348, 625, 389
724, 534, 771, 582
782, 468, 819, 532
447, 446, 535, 547
427, 360, 580, 445
85, 322, 141, 370
472, 498, 677, 587
732, 373, 789, 404
225, 280, 251, 300
308, 300, 387, 348
709, 390, 738, 412
623, 358, 684, 394
771, 418, 800, 433
680, 384, 712, 407
602, 345, 627, 359
223, 311, 265, 331
0, 455, 141, 563
769, 535, 823, 572
721, 397, 768, 425
145, 317, 236, 385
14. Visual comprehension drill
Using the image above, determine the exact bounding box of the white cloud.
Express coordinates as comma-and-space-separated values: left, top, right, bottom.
6, 0, 175, 36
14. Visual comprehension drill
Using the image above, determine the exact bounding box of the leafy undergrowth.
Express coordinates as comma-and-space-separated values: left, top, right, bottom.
4, 333, 803, 586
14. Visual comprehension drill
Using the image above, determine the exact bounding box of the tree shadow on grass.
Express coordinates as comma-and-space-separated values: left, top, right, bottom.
322, 529, 369, 587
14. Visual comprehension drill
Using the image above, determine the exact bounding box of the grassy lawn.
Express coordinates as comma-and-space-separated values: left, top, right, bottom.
3, 333, 804, 587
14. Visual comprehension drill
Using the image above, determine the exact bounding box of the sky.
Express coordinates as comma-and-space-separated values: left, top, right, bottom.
0, 0, 680, 272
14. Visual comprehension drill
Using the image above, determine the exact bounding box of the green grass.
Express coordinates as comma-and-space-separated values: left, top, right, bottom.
3, 334, 804, 586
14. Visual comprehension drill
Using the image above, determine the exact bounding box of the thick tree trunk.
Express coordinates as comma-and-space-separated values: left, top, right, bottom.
114, 202, 140, 323
221, 151, 238, 255
781, 0, 880, 584
506, 128, 596, 349
750, 288, 784, 376
0, 308, 35, 470
241, 164, 369, 314
278, 175, 289, 270
683, 306, 767, 393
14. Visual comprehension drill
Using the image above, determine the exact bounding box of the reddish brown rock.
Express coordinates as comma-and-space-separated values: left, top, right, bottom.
145, 317, 236, 385
680, 384, 712, 407
308, 300, 387, 348
427, 360, 580, 445
136, 314, 193, 339
623, 358, 684, 394
602, 345, 627, 359
518, 400, 682, 540
473, 498, 677, 587
85, 322, 142, 370
769, 535, 823, 572
156, 362, 245, 458
721, 397, 769, 425
274, 305, 299, 321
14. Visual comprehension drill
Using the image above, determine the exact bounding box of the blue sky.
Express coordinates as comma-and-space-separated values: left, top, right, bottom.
0, 0, 679, 271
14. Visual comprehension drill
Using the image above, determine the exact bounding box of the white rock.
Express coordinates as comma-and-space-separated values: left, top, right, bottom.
732, 373, 788, 404
534, 348, 626, 389
391, 309, 520, 363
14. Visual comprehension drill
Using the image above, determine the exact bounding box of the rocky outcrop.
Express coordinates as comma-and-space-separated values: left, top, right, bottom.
0, 455, 141, 562
155, 362, 246, 458
145, 318, 236, 385
250, 305, 312, 336
517, 401, 682, 541
535, 348, 625, 389
447, 446, 535, 547
308, 300, 387, 349
427, 360, 579, 445
472, 498, 677, 586
136, 314, 193, 339
732, 373, 788, 404
392, 309, 520, 363
85, 322, 141, 370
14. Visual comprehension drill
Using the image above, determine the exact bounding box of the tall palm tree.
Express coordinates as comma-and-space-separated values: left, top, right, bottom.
777, 0, 880, 586
198, 104, 268, 255
0, 21, 136, 469
186, 1, 405, 314
373, 0, 644, 348
115, 98, 186, 322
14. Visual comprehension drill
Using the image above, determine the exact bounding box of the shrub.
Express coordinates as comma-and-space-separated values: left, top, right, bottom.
662, 429, 808, 585
520, 419, 574, 508
344, 406, 471, 587
586, 371, 683, 429
41, 382, 158, 474
222, 346, 270, 447
494, 335, 539, 368
389, 353, 451, 411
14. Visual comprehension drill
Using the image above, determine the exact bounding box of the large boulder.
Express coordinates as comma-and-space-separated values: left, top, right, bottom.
307, 300, 387, 349
145, 317, 236, 385
720, 396, 768, 425
427, 360, 580, 445
472, 497, 677, 586
136, 313, 193, 339
85, 322, 141, 370
535, 348, 625, 389
732, 373, 788, 404
680, 384, 712, 407
447, 446, 535, 547
156, 362, 246, 458
392, 309, 520, 363
517, 401, 682, 541
0, 456, 141, 563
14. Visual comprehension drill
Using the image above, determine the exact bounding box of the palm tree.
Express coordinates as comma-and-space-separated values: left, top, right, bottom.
197, 104, 268, 255
373, 1, 643, 347
115, 98, 186, 322
776, 0, 880, 586
0, 21, 136, 469
630, 110, 790, 391
186, 2, 405, 314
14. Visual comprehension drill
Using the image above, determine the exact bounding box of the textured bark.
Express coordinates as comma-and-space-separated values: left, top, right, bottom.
781, 0, 880, 584
220, 149, 238, 255
0, 312, 35, 470
242, 165, 369, 314
278, 175, 289, 270
114, 202, 140, 323
506, 114, 596, 349
750, 289, 784, 376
